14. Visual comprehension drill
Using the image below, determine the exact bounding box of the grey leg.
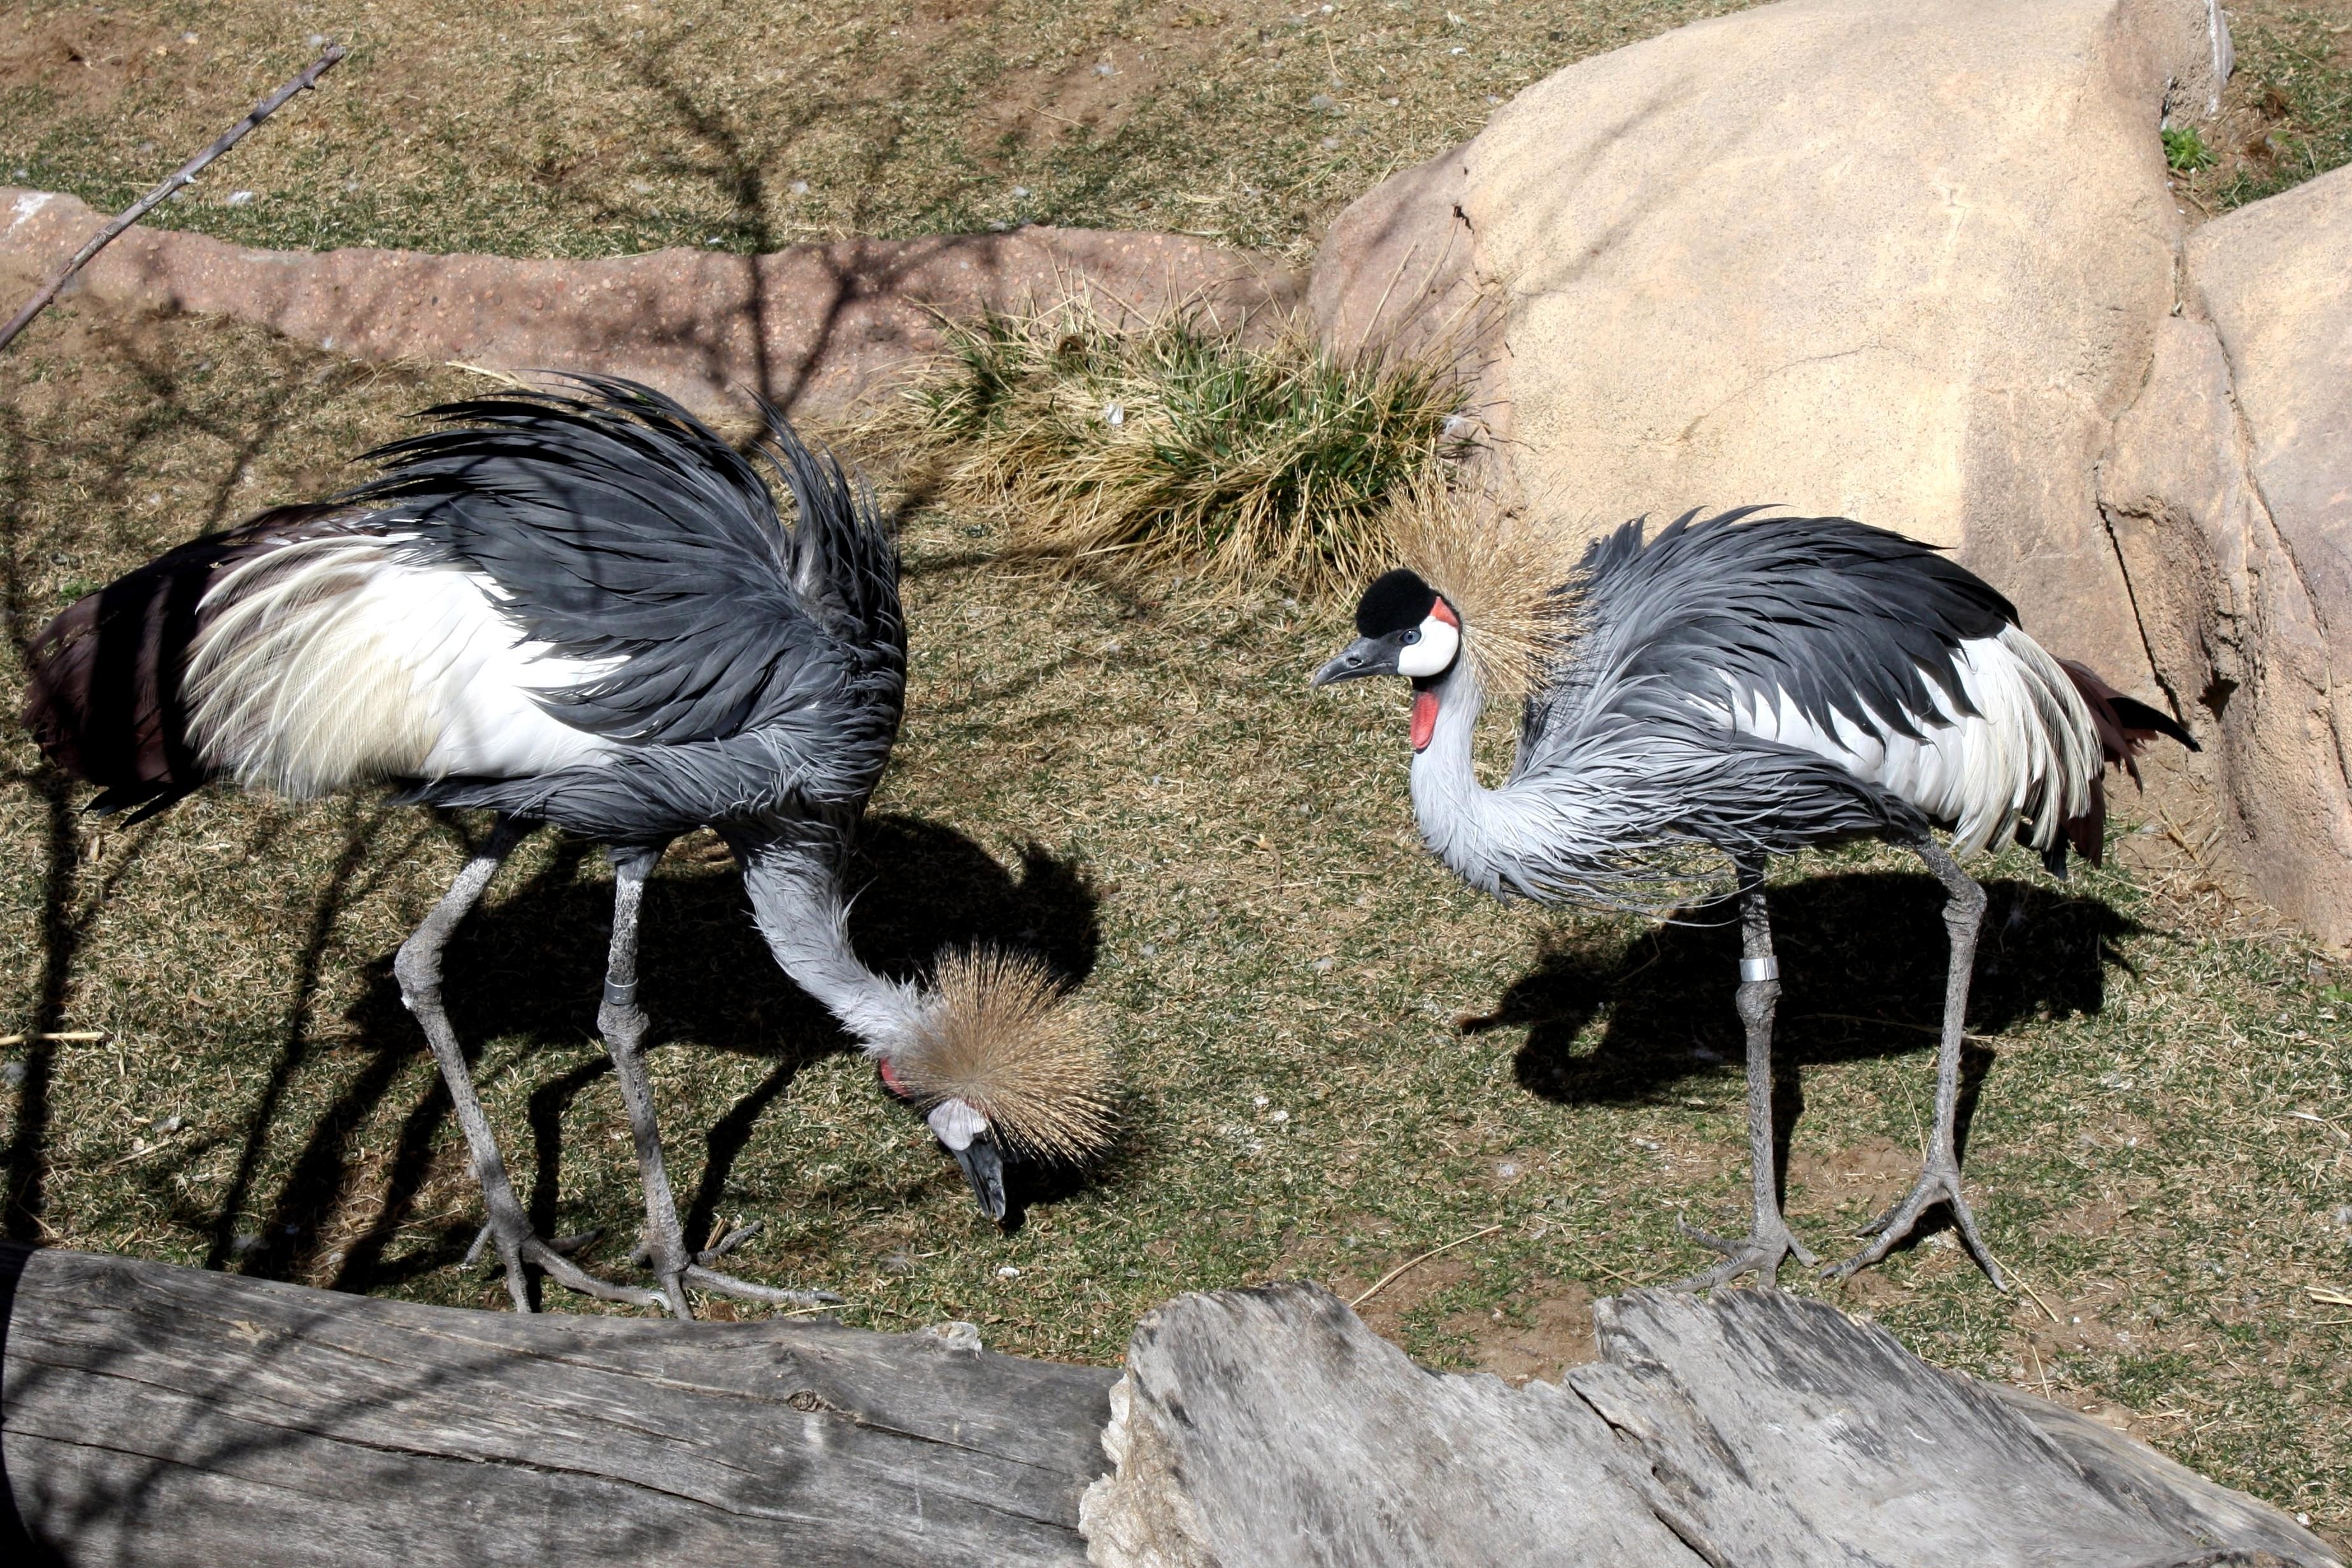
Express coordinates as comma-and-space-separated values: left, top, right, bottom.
1825, 836, 2008, 1290
598, 846, 692, 1318
595, 847, 838, 1314
393, 818, 664, 1314
1676, 859, 1816, 1290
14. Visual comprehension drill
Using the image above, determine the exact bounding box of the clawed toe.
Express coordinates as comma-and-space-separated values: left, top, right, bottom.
1823, 1162, 2006, 1290
1671, 1216, 1813, 1292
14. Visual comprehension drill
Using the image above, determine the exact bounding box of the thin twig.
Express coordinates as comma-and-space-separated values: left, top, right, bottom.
0, 1030, 107, 1046
1799, 1013, 1999, 1046
0, 41, 348, 355
1348, 1223, 1502, 1309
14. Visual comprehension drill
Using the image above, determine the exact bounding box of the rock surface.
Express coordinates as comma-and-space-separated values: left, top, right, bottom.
0, 189, 1300, 422
2101, 164, 2352, 939
1312, 0, 2352, 944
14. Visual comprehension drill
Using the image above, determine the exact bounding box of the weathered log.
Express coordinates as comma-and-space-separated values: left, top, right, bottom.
5, 1246, 2338, 1567
0, 1243, 1115, 1567
1080, 1280, 2341, 1568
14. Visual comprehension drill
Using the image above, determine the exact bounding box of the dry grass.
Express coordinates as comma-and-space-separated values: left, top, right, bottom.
1, 308, 2347, 1546
876, 303, 1465, 597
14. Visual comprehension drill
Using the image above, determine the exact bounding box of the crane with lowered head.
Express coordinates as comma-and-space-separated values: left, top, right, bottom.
23, 376, 1115, 1316
1315, 502, 2194, 1290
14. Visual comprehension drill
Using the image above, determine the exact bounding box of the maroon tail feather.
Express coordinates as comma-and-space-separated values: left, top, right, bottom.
21, 504, 361, 822
2052, 658, 2200, 869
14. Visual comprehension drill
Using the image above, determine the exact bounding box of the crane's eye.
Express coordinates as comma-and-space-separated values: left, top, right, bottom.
1401, 629, 1421, 645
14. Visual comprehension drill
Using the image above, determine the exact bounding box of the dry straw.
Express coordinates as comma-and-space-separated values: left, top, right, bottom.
891, 948, 1118, 1163
873, 299, 1467, 598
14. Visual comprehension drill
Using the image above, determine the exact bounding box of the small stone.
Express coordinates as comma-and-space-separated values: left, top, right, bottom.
1102, 401, 1125, 426
184, 32, 201, 43
1313, 957, 1335, 973
788, 180, 810, 196
1, 1061, 25, 1087
997, 1265, 1020, 1279
2331, 1205, 2352, 1227
923, 1320, 983, 1352
230, 1232, 264, 1255
1495, 1161, 1519, 1179
1269, 1109, 1290, 1124
1320, 136, 1341, 150
1450, 46, 1467, 55
1095, 61, 1115, 76
1253, 1095, 1269, 1108
306, 33, 326, 47
1309, 92, 1337, 112
1011, 186, 1030, 199
1139, 943, 1158, 957
225, 190, 255, 206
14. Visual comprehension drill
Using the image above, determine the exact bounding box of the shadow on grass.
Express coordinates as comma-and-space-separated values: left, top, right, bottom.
289, 811, 1100, 1294
1465, 869, 2139, 1254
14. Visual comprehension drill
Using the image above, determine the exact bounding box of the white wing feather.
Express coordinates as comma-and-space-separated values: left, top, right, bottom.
186, 536, 620, 797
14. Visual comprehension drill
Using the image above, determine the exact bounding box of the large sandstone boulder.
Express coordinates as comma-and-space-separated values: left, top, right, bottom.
1314, 0, 2352, 945
2101, 164, 2352, 938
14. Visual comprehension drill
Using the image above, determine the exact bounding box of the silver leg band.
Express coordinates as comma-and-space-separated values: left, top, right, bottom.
1739, 957, 1779, 984
602, 979, 639, 1008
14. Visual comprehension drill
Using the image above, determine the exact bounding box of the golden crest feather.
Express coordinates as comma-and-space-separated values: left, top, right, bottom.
1379, 466, 1581, 703
891, 948, 1118, 1163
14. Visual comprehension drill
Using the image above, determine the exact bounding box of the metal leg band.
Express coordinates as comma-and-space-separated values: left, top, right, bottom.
1739, 957, 1779, 984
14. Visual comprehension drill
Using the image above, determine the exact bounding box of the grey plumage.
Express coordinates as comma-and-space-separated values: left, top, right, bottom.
23, 376, 1102, 1316
355, 376, 904, 841
1319, 505, 2196, 1292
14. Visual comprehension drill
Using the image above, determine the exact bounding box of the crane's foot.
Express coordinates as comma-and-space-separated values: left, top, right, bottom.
1823, 1154, 2007, 1290
471, 1212, 673, 1314
1671, 1213, 1818, 1292
680, 1264, 843, 1309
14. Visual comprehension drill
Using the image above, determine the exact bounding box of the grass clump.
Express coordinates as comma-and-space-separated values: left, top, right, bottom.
2162, 124, 2215, 172
883, 304, 1467, 596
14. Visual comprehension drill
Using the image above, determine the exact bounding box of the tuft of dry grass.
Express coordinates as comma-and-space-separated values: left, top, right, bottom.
895, 948, 1117, 1163
876, 303, 1466, 597
1380, 467, 1583, 705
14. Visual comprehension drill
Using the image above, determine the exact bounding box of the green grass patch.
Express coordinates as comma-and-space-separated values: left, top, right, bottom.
877, 304, 1465, 594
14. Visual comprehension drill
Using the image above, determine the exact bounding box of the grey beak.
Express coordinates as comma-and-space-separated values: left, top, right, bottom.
952, 1137, 1009, 1223
1313, 637, 1397, 688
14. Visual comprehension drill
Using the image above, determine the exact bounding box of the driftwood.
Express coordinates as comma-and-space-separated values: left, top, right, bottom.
1, 1246, 2337, 1567
1081, 1281, 2341, 1568
0, 1243, 1113, 1567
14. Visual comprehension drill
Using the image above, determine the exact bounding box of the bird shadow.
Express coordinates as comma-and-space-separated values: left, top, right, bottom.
1463, 869, 2140, 1248
304, 812, 1100, 1294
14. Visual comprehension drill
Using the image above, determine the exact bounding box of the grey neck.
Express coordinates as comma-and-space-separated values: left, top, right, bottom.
1408, 658, 1516, 898
736, 831, 923, 1050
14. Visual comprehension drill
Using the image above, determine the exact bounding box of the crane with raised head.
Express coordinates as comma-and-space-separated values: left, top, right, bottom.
23, 376, 1113, 1316
1314, 504, 2194, 1290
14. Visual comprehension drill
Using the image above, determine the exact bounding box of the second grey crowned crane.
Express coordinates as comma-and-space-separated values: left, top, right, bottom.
23, 377, 1113, 1316
1315, 506, 2193, 1290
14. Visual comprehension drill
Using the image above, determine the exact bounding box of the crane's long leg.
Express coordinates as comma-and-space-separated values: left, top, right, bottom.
1675, 859, 1817, 1290
599, 846, 841, 1314
394, 818, 664, 1315
597, 846, 692, 1318
1824, 837, 2008, 1290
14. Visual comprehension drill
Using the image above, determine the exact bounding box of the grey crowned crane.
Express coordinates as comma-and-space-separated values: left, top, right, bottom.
22, 377, 1113, 1316
1314, 505, 2194, 1290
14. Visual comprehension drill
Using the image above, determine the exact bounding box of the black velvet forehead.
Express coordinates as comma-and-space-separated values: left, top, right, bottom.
1355, 568, 1436, 636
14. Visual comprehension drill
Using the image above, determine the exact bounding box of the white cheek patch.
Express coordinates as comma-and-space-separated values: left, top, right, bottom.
927, 1098, 990, 1151
1395, 612, 1461, 678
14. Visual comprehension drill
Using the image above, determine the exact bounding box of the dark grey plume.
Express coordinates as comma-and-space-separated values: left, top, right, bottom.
347, 376, 905, 841
1488, 509, 2006, 912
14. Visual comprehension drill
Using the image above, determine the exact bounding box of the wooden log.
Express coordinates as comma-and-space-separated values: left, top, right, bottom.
1080, 1279, 2341, 1568
0, 1243, 1115, 1567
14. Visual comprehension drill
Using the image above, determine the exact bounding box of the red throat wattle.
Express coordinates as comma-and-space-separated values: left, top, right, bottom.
1410, 690, 1440, 752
